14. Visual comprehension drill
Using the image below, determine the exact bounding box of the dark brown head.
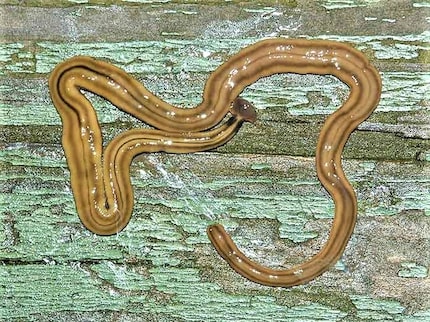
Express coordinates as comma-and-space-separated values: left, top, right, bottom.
231, 97, 257, 123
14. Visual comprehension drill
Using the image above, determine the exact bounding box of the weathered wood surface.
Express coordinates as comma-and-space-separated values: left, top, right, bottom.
0, 0, 429, 321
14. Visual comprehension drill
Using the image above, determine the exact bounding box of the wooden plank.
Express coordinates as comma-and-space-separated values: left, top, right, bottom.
1, 0, 429, 321
1, 147, 429, 319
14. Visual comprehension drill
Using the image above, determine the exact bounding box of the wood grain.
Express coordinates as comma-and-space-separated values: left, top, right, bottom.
1, 0, 429, 321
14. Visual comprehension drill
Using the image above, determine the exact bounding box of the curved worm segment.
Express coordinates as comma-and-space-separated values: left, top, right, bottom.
207, 224, 310, 286
49, 59, 252, 235
206, 39, 382, 287
50, 38, 381, 286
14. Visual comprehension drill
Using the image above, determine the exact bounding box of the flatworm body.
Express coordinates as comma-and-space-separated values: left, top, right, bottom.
49, 38, 381, 286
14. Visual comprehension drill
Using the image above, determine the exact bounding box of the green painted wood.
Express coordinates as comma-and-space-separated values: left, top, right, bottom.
1, 0, 429, 321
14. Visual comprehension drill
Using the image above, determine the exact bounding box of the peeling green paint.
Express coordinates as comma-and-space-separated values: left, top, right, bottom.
320, 0, 381, 10
350, 295, 405, 320
398, 262, 429, 278
1, 1, 429, 321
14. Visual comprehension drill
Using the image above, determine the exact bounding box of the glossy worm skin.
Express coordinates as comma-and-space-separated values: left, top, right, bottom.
49, 38, 381, 286
49, 56, 256, 235
206, 39, 382, 287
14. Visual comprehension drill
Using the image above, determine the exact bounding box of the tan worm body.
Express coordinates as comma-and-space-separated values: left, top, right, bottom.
49, 58, 255, 234
49, 38, 381, 286
206, 40, 382, 286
